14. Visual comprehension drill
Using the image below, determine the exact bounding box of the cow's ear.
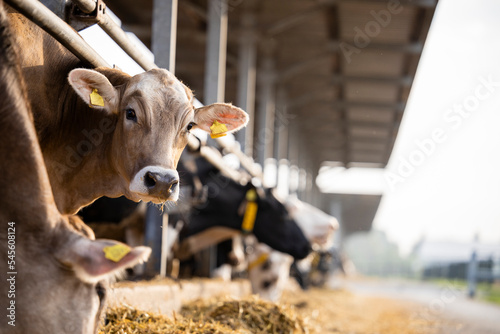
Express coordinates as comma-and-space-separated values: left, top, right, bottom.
193, 103, 248, 134
68, 69, 119, 113
56, 236, 151, 284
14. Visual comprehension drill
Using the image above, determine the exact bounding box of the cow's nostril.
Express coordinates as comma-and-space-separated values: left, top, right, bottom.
145, 172, 157, 188
169, 179, 179, 190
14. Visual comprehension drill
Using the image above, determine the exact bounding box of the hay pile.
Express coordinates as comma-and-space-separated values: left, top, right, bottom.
99, 296, 308, 334
182, 296, 307, 334
99, 305, 240, 334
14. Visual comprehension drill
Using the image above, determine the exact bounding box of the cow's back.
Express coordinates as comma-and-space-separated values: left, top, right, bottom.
7, 10, 84, 143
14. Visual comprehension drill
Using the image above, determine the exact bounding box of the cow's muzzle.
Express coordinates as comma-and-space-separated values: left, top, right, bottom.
130, 167, 180, 202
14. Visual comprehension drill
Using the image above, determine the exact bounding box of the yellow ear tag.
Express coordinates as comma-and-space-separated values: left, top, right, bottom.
242, 189, 258, 233
103, 244, 131, 262
89, 88, 105, 107
210, 120, 228, 139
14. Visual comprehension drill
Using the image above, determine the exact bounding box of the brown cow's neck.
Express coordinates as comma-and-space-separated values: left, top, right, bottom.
40, 84, 122, 214
0, 8, 59, 232
44, 142, 124, 215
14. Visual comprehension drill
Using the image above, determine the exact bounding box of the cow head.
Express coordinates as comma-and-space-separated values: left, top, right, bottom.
184, 167, 312, 260
285, 197, 339, 248
251, 188, 312, 259
67, 68, 248, 204
247, 242, 294, 301
4, 215, 150, 334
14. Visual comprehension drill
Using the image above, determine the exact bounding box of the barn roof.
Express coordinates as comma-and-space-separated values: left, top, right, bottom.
105, 0, 437, 169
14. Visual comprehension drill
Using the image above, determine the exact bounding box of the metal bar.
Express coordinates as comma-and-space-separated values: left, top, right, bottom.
290, 98, 406, 111
255, 54, 276, 166
235, 11, 256, 155
145, 0, 178, 278
152, 0, 177, 72
72, 0, 95, 13
98, 13, 157, 70
6, 0, 109, 68
143, 203, 163, 275
275, 74, 290, 196
204, 0, 228, 104
331, 74, 413, 86
71, 0, 157, 71
159, 213, 169, 277
321, 0, 437, 7
276, 88, 289, 162
329, 40, 423, 54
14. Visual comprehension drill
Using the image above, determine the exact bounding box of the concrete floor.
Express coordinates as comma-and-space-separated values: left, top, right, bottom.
342, 278, 500, 334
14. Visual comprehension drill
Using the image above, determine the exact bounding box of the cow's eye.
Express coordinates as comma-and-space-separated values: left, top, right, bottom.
95, 282, 106, 306
125, 108, 137, 121
187, 122, 196, 132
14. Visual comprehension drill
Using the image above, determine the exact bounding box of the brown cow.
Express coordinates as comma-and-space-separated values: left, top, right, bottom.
0, 3, 150, 333
7, 11, 248, 215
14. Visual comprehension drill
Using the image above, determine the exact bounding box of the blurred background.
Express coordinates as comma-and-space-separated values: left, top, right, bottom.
78, 0, 500, 284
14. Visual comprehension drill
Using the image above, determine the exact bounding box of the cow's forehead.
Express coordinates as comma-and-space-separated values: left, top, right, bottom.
126, 69, 191, 106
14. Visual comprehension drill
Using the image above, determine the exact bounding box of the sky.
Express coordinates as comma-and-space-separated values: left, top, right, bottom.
318, 0, 500, 254
80, 1, 500, 256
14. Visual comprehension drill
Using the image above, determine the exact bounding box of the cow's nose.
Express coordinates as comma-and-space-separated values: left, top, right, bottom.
144, 171, 179, 197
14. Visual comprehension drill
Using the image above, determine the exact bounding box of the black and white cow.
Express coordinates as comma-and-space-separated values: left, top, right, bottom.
176, 157, 311, 261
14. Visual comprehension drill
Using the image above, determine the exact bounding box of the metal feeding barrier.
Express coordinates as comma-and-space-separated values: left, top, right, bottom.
6, 0, 262, 277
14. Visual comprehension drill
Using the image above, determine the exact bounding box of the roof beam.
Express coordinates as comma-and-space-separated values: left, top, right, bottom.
332, 74, 413, 86
302, 120, 397, 131
278, 53, 332, 82
279, 54, 416, 83
329, 40, 423, 54
266, 5, 324, 36
320, 0, 437, 8
290, 96, 405, 111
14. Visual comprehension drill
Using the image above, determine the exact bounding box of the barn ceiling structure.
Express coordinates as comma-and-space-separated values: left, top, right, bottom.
101, 0, 437, 235
106, 0, 436, 168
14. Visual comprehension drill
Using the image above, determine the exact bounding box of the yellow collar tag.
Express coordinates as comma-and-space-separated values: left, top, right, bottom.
210, 120, 228, 138
89, 88, 105, 107
248, 253, 269, 271
103, 244, 131, 262
242, 189, 258, 233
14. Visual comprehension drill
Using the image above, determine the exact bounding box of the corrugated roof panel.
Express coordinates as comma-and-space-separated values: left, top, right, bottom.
342, 51, 405, 76
344, 82, 400, 102
350, 126, 391, 138
339, 3, 417, 44
347, 108, 395, 123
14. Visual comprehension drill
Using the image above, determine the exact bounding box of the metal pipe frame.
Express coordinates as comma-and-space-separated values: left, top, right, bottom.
235, 11, 257, 156
6, 0, 109, 68
152, 0, 177, 72
204, 0, 228, 104
71, 0, 157, 71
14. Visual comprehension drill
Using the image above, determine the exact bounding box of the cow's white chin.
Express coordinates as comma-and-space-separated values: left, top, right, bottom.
129, 189, 180, 204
